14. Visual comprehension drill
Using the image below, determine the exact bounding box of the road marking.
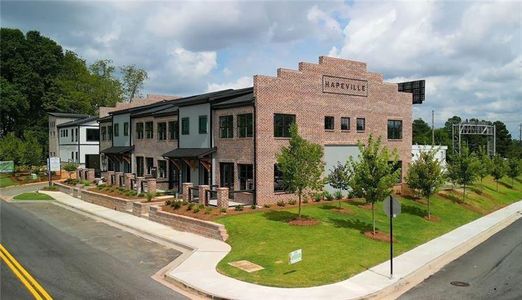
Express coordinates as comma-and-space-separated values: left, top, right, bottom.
0, 244, 53, 300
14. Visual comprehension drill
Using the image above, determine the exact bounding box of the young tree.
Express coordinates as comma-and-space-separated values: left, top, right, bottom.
446, 146, 479, 202
276, 124, 324, 219
62, 162, 78, 179
406, 149, 445, 219
490, 155, 507, 191
349, 135, 400, 235
327, 162, 351, 208
477, 146, 492, 185
120, 65, 148, 102
506, 158, 521, 186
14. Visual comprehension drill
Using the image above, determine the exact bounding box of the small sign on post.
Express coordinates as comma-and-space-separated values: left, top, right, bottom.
47, 157, 60, 187
289, 249, 302, 264
383, 195, 401, 279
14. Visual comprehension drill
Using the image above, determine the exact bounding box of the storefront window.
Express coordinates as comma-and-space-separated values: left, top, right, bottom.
274, 114, 295, 137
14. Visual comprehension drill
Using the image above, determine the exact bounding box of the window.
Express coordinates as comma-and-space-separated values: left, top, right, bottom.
158, 122, 167, 140
146, 157, 154, 175
387, 120, 403, 140
341, 117, 350, 130
114, 123, 119, 137
274, 114, 295, 137
75, 151, 79, 162
238, 164, 254, 190
168, 121, 178, 140
136, 157, 144, 177
145, 122, 153, 139
237, 113, 253, 137
356, 118, 365, 131
274, 164, 285, 192
86, 129, 99, 141
71, 128, 74, 142
158, 160, 167, 178
219, 115, 233, 138
101, 127, 107, 141
136, 122, 144, 139
71, 152, 74, 161
181, 117, 189, 135
199, 115, 208, 134
123, 122, 129, 136
75, 128, 78, 141
325, 116, 334, 130
108, 126, 113, 140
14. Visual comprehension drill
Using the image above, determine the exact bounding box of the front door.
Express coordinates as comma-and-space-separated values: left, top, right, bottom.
220, 163, 234, 191
168, 160, 179, 191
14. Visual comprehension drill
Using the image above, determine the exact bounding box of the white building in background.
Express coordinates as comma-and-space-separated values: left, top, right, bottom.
57, 116, 100, 170
412, 145, 448, 169
48, 112, 90, 157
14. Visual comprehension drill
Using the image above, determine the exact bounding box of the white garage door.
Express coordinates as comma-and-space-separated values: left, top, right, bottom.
324, 145, 360, 194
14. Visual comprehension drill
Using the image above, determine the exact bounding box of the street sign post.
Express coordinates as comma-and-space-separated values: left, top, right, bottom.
383, 195, 401, 278
289, 249, 302, 264
47, 157, 60, 187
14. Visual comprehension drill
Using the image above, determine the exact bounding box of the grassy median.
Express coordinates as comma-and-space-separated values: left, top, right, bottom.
216, 176, 522, 287
13, 192, 55, 201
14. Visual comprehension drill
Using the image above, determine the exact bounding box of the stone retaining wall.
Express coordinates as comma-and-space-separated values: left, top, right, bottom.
149, 206, 228, 241
132, 201, 161, 217
53, 182, 133, 212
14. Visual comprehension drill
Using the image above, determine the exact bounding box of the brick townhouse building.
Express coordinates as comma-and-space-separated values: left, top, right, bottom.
99, 56, 416, 205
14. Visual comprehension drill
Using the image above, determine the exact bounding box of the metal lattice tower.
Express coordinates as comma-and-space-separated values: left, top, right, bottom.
452, 122, 496, 156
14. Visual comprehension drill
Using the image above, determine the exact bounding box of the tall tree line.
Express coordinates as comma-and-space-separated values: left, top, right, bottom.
0, 28, 148, 164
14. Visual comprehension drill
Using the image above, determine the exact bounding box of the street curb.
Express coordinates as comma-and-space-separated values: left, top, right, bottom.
367, 209, 522, 300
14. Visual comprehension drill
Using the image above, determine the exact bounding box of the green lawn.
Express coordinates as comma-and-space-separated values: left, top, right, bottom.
0, 174, 17, 188
216, 176, 522, 287
13, 192, 54, 200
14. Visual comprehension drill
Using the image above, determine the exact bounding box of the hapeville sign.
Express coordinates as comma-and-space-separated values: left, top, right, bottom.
322, 75, 368, 97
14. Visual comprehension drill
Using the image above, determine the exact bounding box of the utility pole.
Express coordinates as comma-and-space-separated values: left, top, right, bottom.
519, 123, 521, 144
431, 110, 435, 146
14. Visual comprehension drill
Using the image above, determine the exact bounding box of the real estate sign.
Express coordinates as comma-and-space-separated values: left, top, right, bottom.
0, 161, 14, 173
48, 157, 61, 172
289, 249, 302, 264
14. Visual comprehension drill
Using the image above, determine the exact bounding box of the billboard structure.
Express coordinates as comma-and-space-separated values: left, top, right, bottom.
398, 80, 425, 104
452, 122, 496, 156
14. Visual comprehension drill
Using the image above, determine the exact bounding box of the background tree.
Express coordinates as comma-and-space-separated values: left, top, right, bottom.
446, 145, 479, 202
62, 162, 78, 179
490, 155, 506, 191
0, 133, 22, 164
506, 158, 521, 186
277, 124, 324, 219
120, 65, 148, 102
477, 146, 492, 185
327, 162, 351, 208
405, 149, 445, 219
493, 121, 512, 157
349, 135, 400, 234
412, 118, 431, 145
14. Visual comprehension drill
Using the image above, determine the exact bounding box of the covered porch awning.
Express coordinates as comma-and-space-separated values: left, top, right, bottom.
100, 146, 134, 155
162, 147, 216, 159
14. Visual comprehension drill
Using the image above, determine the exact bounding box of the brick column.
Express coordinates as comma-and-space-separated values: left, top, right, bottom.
125, 174, 134, 190
182, 183, 193, 201
198, 185, 209, 205
83, 169, 88, 181
107, 171, 115, 185
86, 169, 95, 181
101, 171, 108, 182
115, 172, 124, 187
76, 169, 82, 180
217, 187, 229, 209
136, 177, 144, 194
146, 178, 157, 194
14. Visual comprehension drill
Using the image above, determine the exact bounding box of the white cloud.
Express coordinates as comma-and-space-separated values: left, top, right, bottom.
167, 48, 217, 78
207, 76, 252, 92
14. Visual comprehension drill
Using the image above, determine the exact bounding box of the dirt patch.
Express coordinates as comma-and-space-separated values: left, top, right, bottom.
416, 199, 428, 205
360, 203, 373, 210
424, 215, 440, 222
288, 218, 320, 226
460, 202, 487, 215
363, 231, 396, 243
332, 207, 354, 215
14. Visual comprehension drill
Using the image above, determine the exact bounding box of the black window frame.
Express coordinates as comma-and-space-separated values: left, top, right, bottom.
101, 126, 107, 141
108, 125, 113, 140
237, 113, 253, 138
387, 119, 403, 140
341, 117, 350, 131
181, 117, 189, 135
158, 160, 167, 178
199, 115, 208, 134
274, 114, 296, 138
145, 157, 154, 175
145, 121, 153, 139
123, 122, 129, 136
157, 122, 167, 141
113, 123, 119, 137
356, 118, 366, 131
168, 121, 178, 140
238, 164, 254, 190
136, 122, 144, 139
274, 163, 286, 192
219, 115, 234, 138
136, 156, 144, 177
324, 116, 335, 130
86, 128, 99, 142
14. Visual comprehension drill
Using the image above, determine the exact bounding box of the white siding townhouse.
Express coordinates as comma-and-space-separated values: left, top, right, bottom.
57, 116, 101, 171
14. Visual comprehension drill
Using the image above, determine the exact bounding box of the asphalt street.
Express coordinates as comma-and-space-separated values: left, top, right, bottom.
0, 200, 187, 299
401, 217, 522, 300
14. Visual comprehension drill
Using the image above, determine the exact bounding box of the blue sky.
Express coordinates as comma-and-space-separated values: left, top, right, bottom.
1, 0, 520, 136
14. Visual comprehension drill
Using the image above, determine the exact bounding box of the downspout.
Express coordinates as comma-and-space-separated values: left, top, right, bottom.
209, 104, 213, 187
253, 100, 257, 206
77, 125, 80, 165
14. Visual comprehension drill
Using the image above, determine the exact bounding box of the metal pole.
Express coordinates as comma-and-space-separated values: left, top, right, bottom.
48, 155, 51, 187
390, 195, 393, 278
431, 110, 435, 146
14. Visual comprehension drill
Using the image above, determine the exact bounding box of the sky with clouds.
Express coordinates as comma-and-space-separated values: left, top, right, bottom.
1, 0, 520, 136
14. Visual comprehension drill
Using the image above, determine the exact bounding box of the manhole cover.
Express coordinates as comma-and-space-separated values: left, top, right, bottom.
450, 281, 470, 287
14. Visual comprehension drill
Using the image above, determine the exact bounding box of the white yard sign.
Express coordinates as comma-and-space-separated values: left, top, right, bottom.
289, 249, 302, 264
48, 157, 61, 172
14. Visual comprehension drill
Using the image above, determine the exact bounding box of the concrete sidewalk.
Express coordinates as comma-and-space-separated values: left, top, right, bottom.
41, 191, 522, 300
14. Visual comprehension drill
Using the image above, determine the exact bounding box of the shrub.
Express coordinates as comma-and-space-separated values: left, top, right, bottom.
82, 180, 91, 186
64, 178, 79, 185
313, 193, 322, 202
205, 207, 212, 214
146, 192, 154, 202
182, 201, 188, 206
303, 198, 309, 204
276, 200, 286, 207
235, 205, 243, 211
263, 204, 271, 208
172, 201, 182, 209
198, 204, 205, 209
96, 184, 106, 190
41, 186, 58, 191
165, 200, 172, 206
250, 205, 257, 209
334, 191, 343, 200
193, 207, 200, 213
129, 190, 137, 196
324, 191, 334, 201
187, 203, 195, 211
288, 199, 297, 205
118, 187, 125, 192
220, 208, 227, 213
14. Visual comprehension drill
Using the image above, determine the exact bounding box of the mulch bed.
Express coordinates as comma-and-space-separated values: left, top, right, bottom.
424, 215, 440, 222
363, 231, 396, 243
288, 218, 320, 226
360, 203, 373, 210
331, 207, 354, 215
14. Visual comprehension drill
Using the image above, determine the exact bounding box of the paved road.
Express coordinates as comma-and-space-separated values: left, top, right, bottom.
401, 217, 522, 300
0, 200, 187, 299
0, 182, 48, 199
